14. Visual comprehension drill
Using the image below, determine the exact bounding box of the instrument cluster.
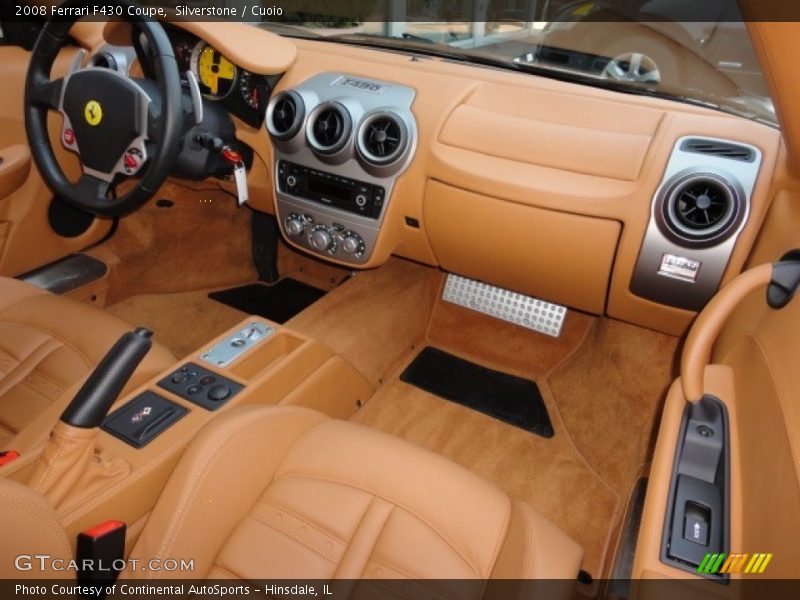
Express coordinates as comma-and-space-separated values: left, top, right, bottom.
167, 26, 271, 128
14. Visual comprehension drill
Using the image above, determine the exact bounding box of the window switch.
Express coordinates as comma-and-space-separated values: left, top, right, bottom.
683, 502, 710, 546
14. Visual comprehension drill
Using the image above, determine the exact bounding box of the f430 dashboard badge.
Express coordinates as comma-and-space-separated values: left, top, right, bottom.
332, 76, 387, 94
658, 253, 701, 283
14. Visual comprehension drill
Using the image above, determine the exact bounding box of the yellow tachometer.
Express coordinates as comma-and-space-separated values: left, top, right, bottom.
191, 42, 237, 99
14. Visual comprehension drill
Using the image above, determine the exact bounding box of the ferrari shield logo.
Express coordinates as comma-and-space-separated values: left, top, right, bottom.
84, 100, 102, 126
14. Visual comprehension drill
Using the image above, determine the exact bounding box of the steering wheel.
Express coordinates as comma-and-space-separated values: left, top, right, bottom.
24, 0, 183, 216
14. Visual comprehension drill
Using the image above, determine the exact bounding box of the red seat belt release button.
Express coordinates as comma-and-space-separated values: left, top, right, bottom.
77, 520, 126, 586
0, 451, 20, 467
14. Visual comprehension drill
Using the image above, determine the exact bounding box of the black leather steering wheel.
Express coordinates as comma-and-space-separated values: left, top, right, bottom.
24, 0, 183, 216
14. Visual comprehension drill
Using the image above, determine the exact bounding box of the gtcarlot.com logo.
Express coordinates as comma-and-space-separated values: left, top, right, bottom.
14, 554, 194, 573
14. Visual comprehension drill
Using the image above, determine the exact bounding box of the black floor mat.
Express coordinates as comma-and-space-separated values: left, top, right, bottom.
400, 346, 554, 437
208, 278, 326, 324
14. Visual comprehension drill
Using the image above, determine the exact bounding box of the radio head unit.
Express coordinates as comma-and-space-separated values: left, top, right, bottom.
278, 161, 385, 220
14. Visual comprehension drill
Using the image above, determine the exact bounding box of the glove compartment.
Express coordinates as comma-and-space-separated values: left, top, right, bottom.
424, 180, 620, 314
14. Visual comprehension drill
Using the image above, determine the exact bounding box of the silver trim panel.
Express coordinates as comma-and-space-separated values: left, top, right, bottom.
200, 322, 275, 368
267, 73, 416, 265
630, 136, 762, 311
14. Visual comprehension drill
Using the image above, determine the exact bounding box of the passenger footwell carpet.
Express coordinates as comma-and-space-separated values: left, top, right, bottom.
400, 346, 554, 437
208, 278, 326, 324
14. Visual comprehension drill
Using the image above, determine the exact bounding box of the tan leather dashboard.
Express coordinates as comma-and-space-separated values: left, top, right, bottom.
86, 22, 784, 336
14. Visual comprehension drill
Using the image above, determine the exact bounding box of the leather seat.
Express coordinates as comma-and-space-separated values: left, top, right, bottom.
1, 405, 583, 587
0, 277, 174, 450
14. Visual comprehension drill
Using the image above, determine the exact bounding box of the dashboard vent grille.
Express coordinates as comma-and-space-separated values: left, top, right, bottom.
680, 138, 755, 162
357, 112, 407, 166
661, 173, 742, 246
310, 104, 349, 152
267, 91, 304, 141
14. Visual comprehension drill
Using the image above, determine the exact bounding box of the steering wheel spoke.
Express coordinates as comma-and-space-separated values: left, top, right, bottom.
28, 77, 63, 111
75, 173, 111, 200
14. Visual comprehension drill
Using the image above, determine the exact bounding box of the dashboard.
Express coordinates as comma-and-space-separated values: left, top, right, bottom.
161, 25, 272, 127
96, 19, 783, 336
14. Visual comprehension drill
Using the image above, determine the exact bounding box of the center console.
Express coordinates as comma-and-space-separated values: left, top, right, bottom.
265, 73, 417, 264
29, 317, 373, 541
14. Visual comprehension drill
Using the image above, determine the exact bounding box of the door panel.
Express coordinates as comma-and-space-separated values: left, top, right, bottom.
0, 45, 113, 277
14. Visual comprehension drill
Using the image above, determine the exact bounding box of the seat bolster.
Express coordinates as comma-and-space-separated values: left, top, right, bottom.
0, 278, 48, 313
491, 500, 584, 580
0, 479, 72, 579
127, 405, 328, 579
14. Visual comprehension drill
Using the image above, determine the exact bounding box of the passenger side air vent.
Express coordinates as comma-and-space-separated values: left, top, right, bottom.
266, 91, 305, 141
307, 102, 352, 155
660, 173, 743, 246
680, 138, 755, 162
356, 112, 408, 166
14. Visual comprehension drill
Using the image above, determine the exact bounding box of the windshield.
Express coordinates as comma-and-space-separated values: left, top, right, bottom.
255, 0, 775, 125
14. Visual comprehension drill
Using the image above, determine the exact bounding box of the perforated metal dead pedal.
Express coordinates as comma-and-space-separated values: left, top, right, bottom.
442, 274, 567, 337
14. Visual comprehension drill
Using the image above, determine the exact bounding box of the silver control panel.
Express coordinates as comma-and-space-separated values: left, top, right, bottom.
266, 73, 417, 264
631, 136, 762, 311
200, 322, 274, 368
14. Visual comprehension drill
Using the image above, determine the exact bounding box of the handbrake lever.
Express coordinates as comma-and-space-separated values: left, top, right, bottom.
60, 328, 153, 429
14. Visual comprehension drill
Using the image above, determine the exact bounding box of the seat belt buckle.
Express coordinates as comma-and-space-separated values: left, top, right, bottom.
0, 450, 20, 467
77, 520, 126, 588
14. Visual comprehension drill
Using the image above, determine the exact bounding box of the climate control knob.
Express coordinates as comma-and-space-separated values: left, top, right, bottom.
309, 226, 335, 252
285, 215, 305, 237
341, 232, 364, 255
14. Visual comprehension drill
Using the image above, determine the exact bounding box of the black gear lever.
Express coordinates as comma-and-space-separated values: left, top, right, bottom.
60, 328, 153, 429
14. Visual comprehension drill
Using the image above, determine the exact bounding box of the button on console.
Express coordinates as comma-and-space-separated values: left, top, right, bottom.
208, 384, 232, 402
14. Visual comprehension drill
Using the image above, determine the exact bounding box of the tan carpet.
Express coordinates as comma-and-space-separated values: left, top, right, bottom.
287, 257, 440, 387
100, 182, 258, 305
549, 319, 680, 497
107, 289, 249, 358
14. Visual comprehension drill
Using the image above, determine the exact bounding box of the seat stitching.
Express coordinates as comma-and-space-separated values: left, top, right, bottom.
0, 336, 54, 394
0, 339, 69, 436
274, 472, 483, 576
258, 499, 347, 545
149, 412, 326, 575
0, 318, 93, 368
0, 490, 72, 558
245, 512, 340, 563
0, 413, 18, 435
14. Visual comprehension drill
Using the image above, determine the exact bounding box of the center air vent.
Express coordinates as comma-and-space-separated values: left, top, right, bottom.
660, 172, 743, 246
356, 112, 408, 166
307, 102, 352, 155
266, 91, 305, 141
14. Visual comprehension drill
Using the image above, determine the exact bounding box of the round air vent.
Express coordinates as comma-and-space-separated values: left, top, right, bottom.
266, 91, 305, 141
660, 172, 743, 245
356, 112, 408, 166
307, 102, 352, 155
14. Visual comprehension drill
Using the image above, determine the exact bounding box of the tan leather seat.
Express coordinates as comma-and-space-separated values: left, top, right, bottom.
1, 405, 583, 586
0, 277, 174, 450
